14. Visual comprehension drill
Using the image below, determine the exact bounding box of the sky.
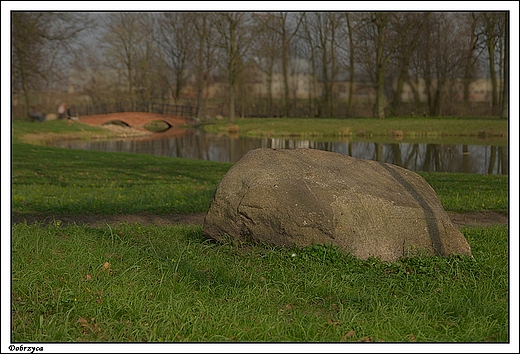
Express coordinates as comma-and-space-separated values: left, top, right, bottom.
1, 2, 519, 353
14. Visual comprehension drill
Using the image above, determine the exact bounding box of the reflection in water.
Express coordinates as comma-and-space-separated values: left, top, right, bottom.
54, 129, 508, 175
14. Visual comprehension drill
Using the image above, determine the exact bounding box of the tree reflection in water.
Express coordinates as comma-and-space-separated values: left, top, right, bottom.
54, 129, 508, 175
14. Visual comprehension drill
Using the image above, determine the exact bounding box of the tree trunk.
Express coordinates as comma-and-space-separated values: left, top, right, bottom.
374, 14, 387, 119
345, 13, 355, 115
375, 63, 386, 119
309, 47, 319, 117
282, 37, 290, 118
486, 14, 498, 108
500, 13, 508, 119
463, 14, 478, 109
229, 84, 236, 123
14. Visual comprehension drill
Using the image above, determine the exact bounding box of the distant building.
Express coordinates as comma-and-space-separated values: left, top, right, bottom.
399, 78, 499, 104
67, 59, 500, 105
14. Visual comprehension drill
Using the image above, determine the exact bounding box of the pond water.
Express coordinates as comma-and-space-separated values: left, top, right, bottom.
54, 129, 508, 175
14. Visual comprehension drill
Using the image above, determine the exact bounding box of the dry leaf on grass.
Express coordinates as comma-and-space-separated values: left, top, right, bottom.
77, 317, 101, 333
327, 318, 341, 326
342, 330, 356, 341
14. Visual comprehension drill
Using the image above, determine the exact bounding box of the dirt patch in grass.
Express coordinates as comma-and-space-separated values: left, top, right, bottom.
12, 211, 507, 228
447, 211, 509, 228
11, 212, 206, 227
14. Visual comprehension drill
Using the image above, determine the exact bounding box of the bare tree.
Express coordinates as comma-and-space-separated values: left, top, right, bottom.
191, 12, 216, 118
388, 12, 430, 116
134, 14, 161, 109
458, 13, 485, 110
491, 12, 508, 118
212, 12, 255, 122
319, 12, 341, 117
157, 12, 194, 103
415, 13, 466, 116
480, 12, 501, 109
252, 13, 282, 117
300, 13, 320, 117
70, 46, 114, 104
102, 13, 141, 108
344, 12, 358, 115
355, 12, 396, 118
500, 12, 508, 119
253, 12, 303, 117
101, 13, 163, 110
11, 12, 92, 113
300, 12, 342, 117
371, 12, 393, 119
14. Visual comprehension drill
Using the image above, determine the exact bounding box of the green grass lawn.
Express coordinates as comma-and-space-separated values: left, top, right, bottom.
11, 143, 231, 216
11, 222, 508, 343
9, 118, 510, 343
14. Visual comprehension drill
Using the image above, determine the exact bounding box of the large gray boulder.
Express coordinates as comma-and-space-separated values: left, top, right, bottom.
203, 148, 472, 261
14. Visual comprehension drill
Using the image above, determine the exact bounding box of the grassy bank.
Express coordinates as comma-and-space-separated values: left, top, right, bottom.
11, 120, 151, 145
10, 119, 509, 343
202, 117, 508, 145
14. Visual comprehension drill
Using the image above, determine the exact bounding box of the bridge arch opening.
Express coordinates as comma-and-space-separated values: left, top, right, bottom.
103, 120, 131, 127
143, 119, 172, 132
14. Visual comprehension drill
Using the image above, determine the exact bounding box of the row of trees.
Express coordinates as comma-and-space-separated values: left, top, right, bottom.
12, 11, 509, 120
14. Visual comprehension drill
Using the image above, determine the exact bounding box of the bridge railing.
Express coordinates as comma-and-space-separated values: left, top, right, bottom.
69, 101, 196, 118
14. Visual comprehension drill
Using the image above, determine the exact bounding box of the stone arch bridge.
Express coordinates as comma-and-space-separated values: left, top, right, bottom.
70, 102, 196, 130
77, 112, 192, 130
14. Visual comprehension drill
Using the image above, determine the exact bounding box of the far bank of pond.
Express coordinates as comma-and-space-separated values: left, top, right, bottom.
54, 128, 508, 175
202, 117, 508, 142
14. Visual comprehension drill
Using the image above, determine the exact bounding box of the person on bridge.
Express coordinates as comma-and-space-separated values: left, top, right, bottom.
58, 102, 67, 119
